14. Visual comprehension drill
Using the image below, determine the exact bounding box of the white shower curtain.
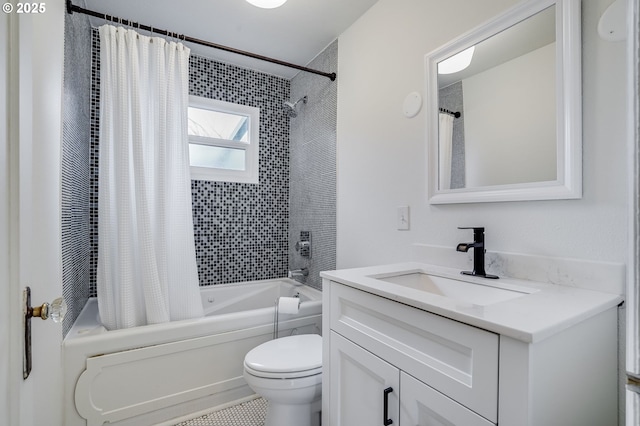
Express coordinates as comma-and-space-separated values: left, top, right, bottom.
97, 25, 203, 330
438, 113, 454, 190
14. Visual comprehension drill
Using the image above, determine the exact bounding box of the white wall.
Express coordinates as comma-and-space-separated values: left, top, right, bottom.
336, 0, 629, 288
463, 43, 556, 187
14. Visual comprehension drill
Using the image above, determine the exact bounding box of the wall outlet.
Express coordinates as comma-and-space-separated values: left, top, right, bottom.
397, 205, 410, 230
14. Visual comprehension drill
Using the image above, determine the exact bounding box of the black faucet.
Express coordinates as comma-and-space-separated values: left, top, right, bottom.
456, 227, 499, 279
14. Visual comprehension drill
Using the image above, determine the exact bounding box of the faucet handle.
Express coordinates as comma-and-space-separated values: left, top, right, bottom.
458, 226, 484, 231
288, 268, 309, 278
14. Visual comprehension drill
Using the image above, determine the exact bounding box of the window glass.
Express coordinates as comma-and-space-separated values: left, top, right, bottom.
188, 144, 246, 171
188, 108, 249, 142
187, 96, 259, 184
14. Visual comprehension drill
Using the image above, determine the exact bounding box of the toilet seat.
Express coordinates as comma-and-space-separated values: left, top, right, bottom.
244, 334, 322, 379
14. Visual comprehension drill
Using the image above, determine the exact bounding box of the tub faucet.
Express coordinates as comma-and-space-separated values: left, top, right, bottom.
456, 227, 499, 279
288, 268, 309, 279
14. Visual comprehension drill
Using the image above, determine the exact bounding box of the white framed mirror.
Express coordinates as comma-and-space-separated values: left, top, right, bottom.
425, 0, 581, 204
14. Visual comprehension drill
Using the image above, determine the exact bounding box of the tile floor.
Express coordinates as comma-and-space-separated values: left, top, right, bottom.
175, 397, 267, 426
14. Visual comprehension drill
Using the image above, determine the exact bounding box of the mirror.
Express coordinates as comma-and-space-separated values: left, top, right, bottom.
425, 0, 581, 204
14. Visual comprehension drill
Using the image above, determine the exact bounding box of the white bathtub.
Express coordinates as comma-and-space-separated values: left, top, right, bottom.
63, 278, 322, 426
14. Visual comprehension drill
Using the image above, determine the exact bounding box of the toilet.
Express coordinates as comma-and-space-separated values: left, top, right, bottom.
243, 334, 322, 426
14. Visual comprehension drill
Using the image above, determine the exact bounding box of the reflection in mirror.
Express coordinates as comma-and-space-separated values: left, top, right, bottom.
438, 6, 556, 190
426, 0, 582, 204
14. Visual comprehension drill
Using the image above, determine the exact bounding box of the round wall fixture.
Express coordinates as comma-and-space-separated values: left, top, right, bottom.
597, 0, 627, 42
403, 92, 422, 118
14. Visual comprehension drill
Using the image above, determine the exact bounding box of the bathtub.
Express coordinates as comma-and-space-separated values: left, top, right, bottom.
63, 278, 322, 426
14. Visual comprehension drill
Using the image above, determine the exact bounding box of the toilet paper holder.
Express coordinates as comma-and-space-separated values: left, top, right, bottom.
273, 294, 300, 339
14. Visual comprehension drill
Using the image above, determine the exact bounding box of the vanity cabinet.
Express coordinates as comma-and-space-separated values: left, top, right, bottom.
322, 278, 619, 426
330, 332, 493, 426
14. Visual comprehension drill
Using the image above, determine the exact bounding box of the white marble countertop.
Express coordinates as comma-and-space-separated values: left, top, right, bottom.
320, 262, 624, 343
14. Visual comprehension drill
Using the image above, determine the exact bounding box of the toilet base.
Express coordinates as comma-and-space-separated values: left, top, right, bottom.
243, 334, 323, 426
243, 366, 322, 426
265, 400, 321, 426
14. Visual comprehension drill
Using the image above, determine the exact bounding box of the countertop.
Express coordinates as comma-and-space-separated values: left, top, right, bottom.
320, 262, 623, 343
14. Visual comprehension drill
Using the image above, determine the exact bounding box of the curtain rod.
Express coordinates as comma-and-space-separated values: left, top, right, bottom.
66, 1, 337, 81
439, 108, 461, 118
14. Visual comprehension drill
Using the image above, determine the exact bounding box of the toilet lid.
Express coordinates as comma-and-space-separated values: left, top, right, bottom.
244, 334, 322, 376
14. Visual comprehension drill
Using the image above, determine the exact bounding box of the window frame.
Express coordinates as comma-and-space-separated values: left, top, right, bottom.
188, 95, 260, 184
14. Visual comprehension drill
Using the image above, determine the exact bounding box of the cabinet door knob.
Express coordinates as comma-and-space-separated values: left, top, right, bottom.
383, 386, 394, 425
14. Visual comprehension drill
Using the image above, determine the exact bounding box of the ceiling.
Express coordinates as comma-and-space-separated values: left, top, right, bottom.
81, 0, 379, 80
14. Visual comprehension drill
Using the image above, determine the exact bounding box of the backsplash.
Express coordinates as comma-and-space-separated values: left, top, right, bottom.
412, 243, 626, 295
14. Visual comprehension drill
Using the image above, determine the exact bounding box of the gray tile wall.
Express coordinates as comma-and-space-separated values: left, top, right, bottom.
61, 9, 92, 336
439, 81, 465, 189
89, 30, 100, 297
289, 41, 338, 290
189, 57, 291, 285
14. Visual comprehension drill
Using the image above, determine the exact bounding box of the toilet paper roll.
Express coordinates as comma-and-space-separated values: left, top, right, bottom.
278, 297, 300, 314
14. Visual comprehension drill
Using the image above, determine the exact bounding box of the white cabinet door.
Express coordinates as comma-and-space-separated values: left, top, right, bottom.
400, 372, 494, 426
330, 332, 400, 426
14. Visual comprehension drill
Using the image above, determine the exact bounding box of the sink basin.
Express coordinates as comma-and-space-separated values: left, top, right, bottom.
374, 272, 531, 306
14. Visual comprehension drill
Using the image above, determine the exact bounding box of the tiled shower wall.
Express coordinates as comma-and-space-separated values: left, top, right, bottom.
88, 29, 291, 294
62, 27, 337, 332
188, 57, 291, 285
289, 41, 338, 290
61, 9, 92, 336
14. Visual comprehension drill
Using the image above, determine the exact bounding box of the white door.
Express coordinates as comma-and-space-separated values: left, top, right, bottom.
1, 7, 13, 426
329, 332, 400, 426
1, 1, 66, 425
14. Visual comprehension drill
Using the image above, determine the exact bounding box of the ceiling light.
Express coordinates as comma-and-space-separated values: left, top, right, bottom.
438, 46, 475, 74
245, 0, 288, 9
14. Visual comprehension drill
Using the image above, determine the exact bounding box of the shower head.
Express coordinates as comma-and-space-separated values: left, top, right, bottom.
283, 101, 297, 118
283, 96, 308, 118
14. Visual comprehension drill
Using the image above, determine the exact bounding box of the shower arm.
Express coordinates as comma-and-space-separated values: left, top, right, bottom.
66, 0, 337, 82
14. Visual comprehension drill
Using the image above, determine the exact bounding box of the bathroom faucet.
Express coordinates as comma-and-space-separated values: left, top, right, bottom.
456, 227, 499, 279
288, 268, 309, 279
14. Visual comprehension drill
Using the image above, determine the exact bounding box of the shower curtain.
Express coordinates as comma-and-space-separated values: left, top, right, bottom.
97, 25, 203, 330
438, 113, 454, 190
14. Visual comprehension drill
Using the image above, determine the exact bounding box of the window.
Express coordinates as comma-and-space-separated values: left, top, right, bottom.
188, 96, 259, 183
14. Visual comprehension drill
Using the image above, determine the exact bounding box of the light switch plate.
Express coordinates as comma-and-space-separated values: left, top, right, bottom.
397, 205, 410, 230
